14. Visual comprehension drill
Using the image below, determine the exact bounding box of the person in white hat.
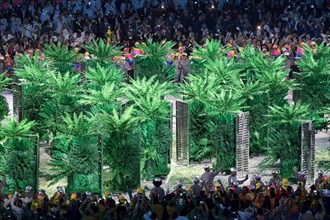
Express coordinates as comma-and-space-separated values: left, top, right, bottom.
22, 185, 34, 198
201, 163, 224, 195
190, 176, 202, 197
150, 177, 165, 201
269, 170, 281, 187
315, 170, 326, 190
174, 180, 187, 196
254, 173, 265, 188
173, 52, 190, 83
228, 168, 248, 187
293, 166, 307, 187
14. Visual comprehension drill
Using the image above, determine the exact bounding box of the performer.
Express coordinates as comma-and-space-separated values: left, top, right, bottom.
173, 53, 190, 83
293, 166, 306, 186
254, 173, 265, 187
227, 168, 248, 187
269, 171, 281, 187
201, 163, 224, 195
150, 177, 165, 201
190, 176, 202, 198
174, 180, 187, 196
315, 170, 326, 190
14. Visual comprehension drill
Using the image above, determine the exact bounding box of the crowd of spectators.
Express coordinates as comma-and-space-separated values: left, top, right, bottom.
1, 0, 330, 71
0, 167, 330, 220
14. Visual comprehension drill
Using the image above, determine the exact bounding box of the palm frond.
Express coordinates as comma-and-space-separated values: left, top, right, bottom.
91, 106, 140, 133
80, 82, 122, 106
84, 39, 123, 64
85, 63, 124, 88
191, 39, 227, 62
0, 117, 35, 139
266, 101, 310, 125
125, 76, 173, 121
44, 42, 78, 73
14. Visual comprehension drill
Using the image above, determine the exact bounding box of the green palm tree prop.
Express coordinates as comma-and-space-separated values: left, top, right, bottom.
180, 63, 244, 167
48, 113, 100, 192
39, 72, 82, 137
0, 117, 36, 193
84, 63, 124, 90
0, 75, 11, 120
125, 76, 173, 179
14, 53, 52, 130
125, 76, 174, 121
238, 45, 294, 155
263, 102, 310, 177
80, 82, 122, 106
90, 106, 141, 191
43, 42, 78, 74
84, 39, 123, 67
135, 39, 176, 82
296, 43, 330, 129
190, 39, 228, 76
191, 39, 227, 63
81, 62, 125, 115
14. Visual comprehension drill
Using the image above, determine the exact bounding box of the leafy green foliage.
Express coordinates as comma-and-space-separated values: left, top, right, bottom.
15, 53, 50, 73
237, 45, 293, 155
140, 120, 171, 180
263, 102, 310, 177
72, 173, 101, 193
91, 106, 141, 191
85, 63, 124, 90
0, 117, 36, 193
0, 117, 35, 139
84, 39, 123, 66
38, 72, 82, 137
91, 106, 139, 133
296, 43, 330, 129
191, 39, 227, 62
44, 42, 78, 74
48, 113, 100, 193
125, 76, 172, 179
0, 95, 8, 120
0, 74, 11, 88
125, 76, 173, 121
14, 54, 52, 135
80, 82, 122, 106
135, 40, 176, 82
180, 55, 243, 167
266, 101, 310, 124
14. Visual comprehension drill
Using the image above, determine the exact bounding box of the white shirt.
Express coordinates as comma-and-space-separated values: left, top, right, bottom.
83, 4, 95, 19
22, 23, 34, 38
133, 0, 145, 10
105, 1, 116, 14
11, 196, 25, 220
72, 1, 83, 13
94, 0, 102, 10
40, 8, 50, 24
11, 17, 21, 33
28, 4, 35, 16
62, 28, 69, 41
0, 18, 8, 31
53, 7, 61, 26
56, 20, 62, 34
4, 32, 14, 42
